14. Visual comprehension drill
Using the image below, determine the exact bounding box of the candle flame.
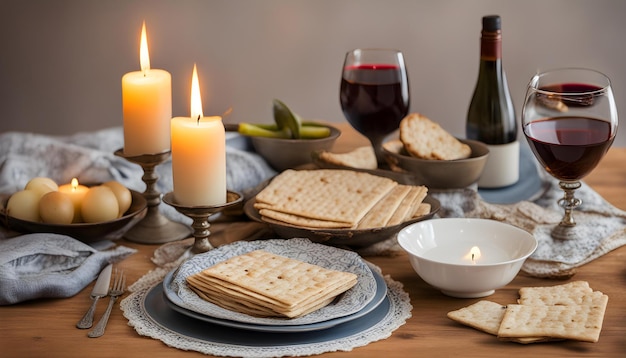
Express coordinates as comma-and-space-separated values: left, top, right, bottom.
139, 21, 150, 74
71, 178, 79, 191
464, 246, 482, 264
190, 64, 203, 121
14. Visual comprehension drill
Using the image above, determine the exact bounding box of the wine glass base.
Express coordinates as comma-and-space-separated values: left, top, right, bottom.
551, 224, 581, 240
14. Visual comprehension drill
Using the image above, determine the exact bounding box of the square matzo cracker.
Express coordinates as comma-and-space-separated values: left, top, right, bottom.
186, 250, 357, 318
498, 299, 608, 343
447, 300, 506, 336
254, 169, 397, 225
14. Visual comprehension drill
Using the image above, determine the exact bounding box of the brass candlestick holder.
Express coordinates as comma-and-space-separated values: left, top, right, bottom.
162, 191, 243, 257
114, 148, 191, 244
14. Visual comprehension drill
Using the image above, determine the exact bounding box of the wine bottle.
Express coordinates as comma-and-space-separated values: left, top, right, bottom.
466, 15, 519, 188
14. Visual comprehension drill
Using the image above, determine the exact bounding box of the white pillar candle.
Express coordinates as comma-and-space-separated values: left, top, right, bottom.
171, 64, 226, 206
122, 22, 172, 156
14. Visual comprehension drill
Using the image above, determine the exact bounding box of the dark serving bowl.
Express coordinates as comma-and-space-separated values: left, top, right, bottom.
244, 194, 440, 248
382, 137, 489, 189
248, 124, 341, 171
0, 190, 147, 243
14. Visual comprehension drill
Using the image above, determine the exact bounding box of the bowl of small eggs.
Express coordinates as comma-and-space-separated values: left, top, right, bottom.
0, 177, 147, 243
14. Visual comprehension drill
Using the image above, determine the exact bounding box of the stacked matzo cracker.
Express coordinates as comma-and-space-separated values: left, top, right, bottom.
447, 281, 608, 343
186, 250, 357, 318
317, 146, 378, 170
254, 169, 430, 229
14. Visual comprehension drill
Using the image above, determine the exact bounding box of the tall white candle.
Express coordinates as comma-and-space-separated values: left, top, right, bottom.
171, 64, 226, 206
122, 22, 172, 156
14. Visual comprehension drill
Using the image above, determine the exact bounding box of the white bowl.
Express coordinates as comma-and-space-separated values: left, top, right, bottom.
397, 218, 537, 298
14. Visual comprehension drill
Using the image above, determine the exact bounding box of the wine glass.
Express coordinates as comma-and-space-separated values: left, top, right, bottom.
340, 48, 410, 166
521, 68, 618, 240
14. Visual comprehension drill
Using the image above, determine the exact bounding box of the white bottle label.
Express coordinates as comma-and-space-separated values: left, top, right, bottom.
478, 141, 519, 188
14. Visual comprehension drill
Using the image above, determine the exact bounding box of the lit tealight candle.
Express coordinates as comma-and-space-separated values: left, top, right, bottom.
463, 246, 482, 264
171, 64, 226, 206
58, 178, 89, 223
122, 21, 172, 156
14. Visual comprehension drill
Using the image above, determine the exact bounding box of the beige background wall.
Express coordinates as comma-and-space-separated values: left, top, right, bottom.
2, 0, 626, 145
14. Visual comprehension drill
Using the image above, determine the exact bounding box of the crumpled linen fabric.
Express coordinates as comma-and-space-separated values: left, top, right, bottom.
0, 128, 276, 304
0, 128, 276, 227
0, 233, 136, 305
431, 176, 626, 278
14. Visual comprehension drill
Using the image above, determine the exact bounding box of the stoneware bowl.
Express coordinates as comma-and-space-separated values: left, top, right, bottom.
0, 190, 147, 243
397, 218, 537, 298
249, 124, 341, 171
382, 137, 489, 189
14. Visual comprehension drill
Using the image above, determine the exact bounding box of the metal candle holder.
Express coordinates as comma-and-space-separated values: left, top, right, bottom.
114, 148, 191, 244
162, 191, 243, 256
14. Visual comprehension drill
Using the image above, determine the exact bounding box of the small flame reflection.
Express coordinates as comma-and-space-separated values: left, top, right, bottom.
463, 246, 482, 264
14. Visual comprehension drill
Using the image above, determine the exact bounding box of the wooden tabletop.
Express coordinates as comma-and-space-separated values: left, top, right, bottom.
1, 124, 625, 357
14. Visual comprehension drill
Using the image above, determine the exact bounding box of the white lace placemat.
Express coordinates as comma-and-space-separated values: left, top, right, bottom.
120, 264, 411, 357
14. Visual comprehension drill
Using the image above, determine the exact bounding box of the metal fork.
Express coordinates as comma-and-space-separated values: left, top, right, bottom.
87, 269, 126, 338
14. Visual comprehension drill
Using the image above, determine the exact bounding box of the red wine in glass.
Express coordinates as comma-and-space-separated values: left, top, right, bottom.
340, 64, 409, 138
340, 50, 409, 166
522, 72, 618, 240
524, 115, 614, 181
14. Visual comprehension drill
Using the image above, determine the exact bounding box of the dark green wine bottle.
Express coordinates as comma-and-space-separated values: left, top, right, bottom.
466, 15, 519, 188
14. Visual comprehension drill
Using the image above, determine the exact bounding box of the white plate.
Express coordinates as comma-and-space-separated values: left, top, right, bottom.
168, 238, 378, 326
162, 261, 387, 332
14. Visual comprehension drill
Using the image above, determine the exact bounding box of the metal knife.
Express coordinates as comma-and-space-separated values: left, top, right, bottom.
76, 264, 112, 329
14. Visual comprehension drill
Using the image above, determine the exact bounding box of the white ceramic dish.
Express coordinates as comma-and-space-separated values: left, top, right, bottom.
169, 238, 377, 326
398, 218, 537, 298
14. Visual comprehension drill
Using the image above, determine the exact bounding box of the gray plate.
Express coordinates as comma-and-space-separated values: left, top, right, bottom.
142, 281, 391, 346
162, 261, 387, 332
169, 238, 378, 325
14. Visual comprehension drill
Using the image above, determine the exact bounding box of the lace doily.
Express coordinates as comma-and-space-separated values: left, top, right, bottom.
120, 264, 412, 357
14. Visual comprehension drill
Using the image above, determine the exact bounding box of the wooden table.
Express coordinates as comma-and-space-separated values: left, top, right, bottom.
1, 124, 625, 357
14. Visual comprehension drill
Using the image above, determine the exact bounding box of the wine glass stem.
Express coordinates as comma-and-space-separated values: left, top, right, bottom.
557, 181, 582, 227
369, 136, 386, 167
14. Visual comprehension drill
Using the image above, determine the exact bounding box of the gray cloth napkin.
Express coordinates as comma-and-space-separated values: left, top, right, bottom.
0, 128, 276, 304
0, 233, 136, 305
432, 176, 626, 278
